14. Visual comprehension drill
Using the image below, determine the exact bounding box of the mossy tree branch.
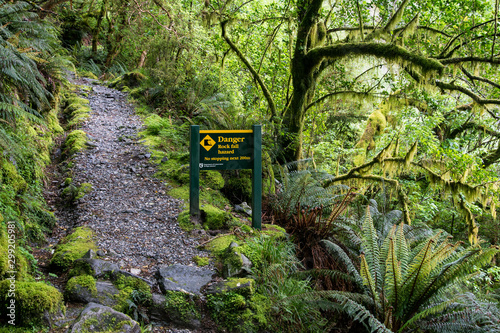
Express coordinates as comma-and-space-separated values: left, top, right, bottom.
304, 43, 444, 76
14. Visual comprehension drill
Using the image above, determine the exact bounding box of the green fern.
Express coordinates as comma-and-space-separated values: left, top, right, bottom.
320, 207, 500, 332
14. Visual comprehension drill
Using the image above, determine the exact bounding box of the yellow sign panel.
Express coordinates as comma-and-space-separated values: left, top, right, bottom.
200, 135, 216, 151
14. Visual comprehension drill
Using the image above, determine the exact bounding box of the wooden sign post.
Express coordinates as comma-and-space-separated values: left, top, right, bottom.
189, 125, 262, 229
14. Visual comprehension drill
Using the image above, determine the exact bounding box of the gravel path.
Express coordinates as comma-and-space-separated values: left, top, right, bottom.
60, 78, 209, 279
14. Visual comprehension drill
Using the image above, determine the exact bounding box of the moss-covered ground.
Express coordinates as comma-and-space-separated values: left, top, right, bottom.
50, 227, 98, 270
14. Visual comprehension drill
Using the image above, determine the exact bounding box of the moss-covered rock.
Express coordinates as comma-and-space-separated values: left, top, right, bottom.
201, 204, 233, 230
69, 302, 140, 333
62, 93, 91, 128
207, 278, 255, 297
50, 227, 98, 270
109, 71, 146, 90
65, 275, 97, 296
203, 234, 239, 255
163, 290, 200, 327
207, 291, 271, 332
0, 280, 64, 326
64, 129, 87, 156
61, 181, 93, 203
111, 272, 152, 311
201, 170, 225, 190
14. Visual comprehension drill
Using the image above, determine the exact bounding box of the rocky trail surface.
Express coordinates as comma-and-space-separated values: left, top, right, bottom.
65, 80, 205, 275
41, 77, 216, 332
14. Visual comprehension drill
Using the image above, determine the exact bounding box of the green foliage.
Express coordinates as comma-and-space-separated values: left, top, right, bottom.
0, 280, 64, 326
208, 234, 327, 332
50, 227, 97, 270
0, 0, 63, 127
317, 207, 500, 332
112, 273, 152, 306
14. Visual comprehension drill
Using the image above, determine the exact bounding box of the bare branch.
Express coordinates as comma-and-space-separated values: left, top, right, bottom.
439, 19, 496, 58
460, 66, 500, 90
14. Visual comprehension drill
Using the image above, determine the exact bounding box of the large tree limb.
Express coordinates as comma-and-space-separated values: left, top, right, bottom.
305, 42, 444, 75
220, 20, 277, 118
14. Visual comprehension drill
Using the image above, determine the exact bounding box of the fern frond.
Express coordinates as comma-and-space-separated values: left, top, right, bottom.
361, 206, 381, 292
321, 239, 364, 288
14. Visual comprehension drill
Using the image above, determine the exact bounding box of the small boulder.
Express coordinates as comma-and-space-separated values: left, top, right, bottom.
71, 258, 119, 278
65, 276, 120, 308
69, 302, 140, 333
235, 202, 252, 216
156, 264, 214, 295
222, 243, 253, 278
206, 278, 255, 296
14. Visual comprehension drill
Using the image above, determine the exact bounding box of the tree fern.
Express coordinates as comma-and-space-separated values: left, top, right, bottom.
320, 207, 500, 332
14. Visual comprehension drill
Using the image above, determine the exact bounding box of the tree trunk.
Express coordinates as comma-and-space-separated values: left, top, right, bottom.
280, 0, 323, 162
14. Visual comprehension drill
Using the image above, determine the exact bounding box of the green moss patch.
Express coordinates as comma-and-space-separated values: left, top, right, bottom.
62, 92, 91, 128
204, 234, 239, 255
262, 224, 287, 238
66, 275, 97, 295
64, 129, 87, 156
50, 227, 97, 270
207, 291, 270, 332
178, 210, 196, 232
164, 290, 200, 324
1, 160, 27, 193
192, 256, 209, 267
0, 280, 64, 326
201, 170, 225, 190
201, 204, 232, 230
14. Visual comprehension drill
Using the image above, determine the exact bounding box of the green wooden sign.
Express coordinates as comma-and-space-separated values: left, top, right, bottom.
190, 125, 262, 230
